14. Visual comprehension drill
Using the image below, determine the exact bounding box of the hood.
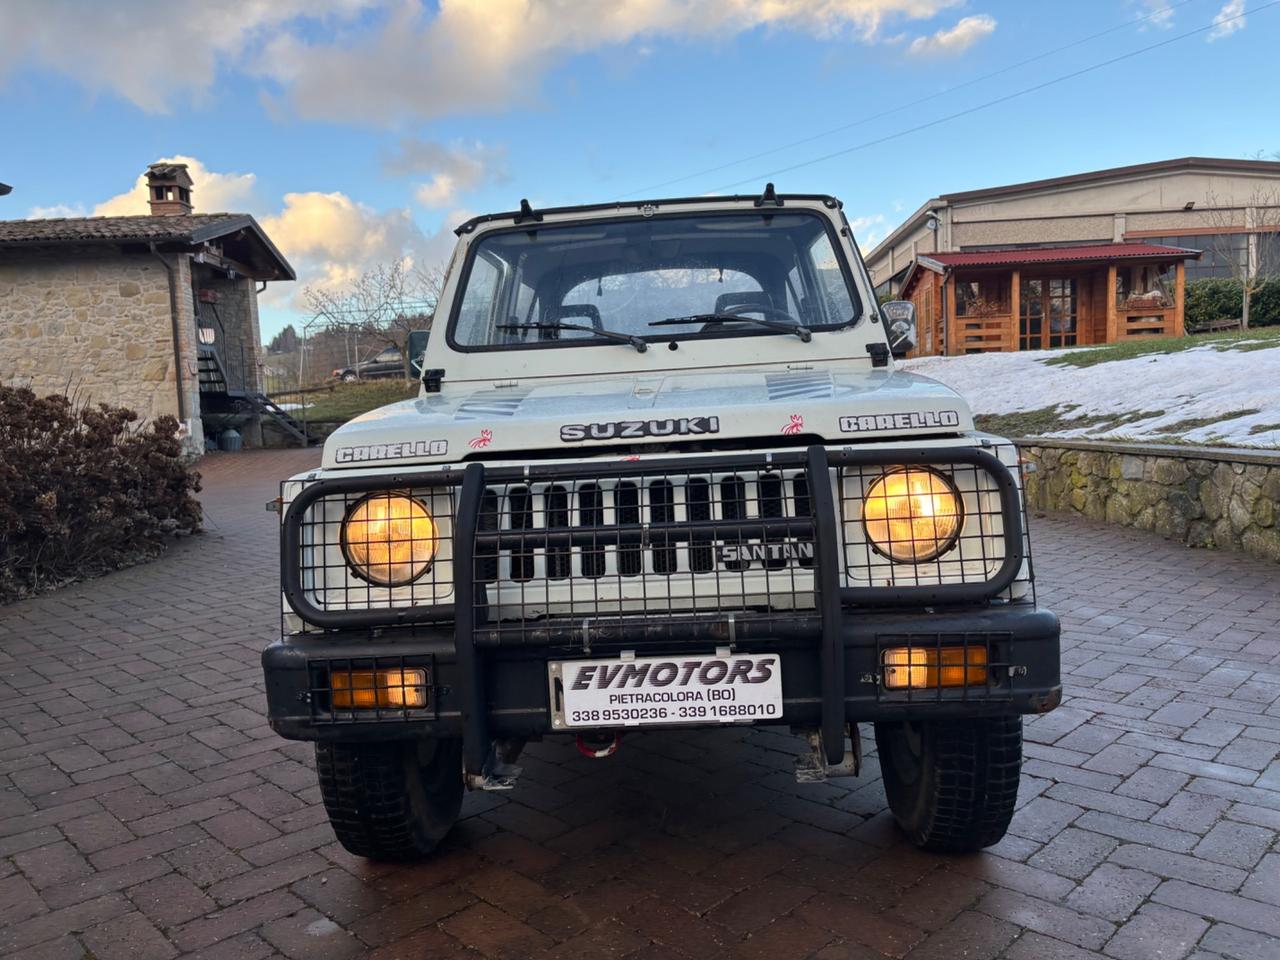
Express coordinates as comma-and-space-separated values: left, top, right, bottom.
321, 366, 974, 469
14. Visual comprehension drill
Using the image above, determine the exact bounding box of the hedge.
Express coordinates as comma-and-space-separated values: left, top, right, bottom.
0, 386, 202, 603
1185, 276, 1280, 329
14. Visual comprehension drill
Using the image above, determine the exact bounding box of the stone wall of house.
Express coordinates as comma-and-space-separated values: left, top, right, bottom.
1020, 439, 1280, 563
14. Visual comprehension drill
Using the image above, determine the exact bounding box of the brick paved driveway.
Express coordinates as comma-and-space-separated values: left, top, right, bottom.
2, 449, 1278, 960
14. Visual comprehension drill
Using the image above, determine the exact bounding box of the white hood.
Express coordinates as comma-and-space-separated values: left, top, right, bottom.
321, 365, 973, 469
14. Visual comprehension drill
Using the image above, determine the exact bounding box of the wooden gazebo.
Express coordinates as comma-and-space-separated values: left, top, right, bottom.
898, 242, 1201, 356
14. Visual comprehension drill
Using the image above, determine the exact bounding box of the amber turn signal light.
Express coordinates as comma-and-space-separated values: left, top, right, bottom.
882, 646, 988, 690
330, 668, 428, 708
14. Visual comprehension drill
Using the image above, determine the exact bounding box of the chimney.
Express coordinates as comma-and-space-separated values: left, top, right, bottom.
145, 162, 194, 216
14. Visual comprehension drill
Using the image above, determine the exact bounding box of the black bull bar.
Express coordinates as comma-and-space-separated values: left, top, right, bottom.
280, 445, 1028, 778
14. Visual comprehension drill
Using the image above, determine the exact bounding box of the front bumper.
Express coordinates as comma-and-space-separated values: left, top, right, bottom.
263, 603, 1061, 742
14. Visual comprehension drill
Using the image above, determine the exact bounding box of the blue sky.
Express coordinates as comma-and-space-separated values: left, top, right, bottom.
1, 0, 1274, 340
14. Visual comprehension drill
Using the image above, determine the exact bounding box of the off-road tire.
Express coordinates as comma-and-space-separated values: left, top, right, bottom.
875, 716, 1022, 853
315, 739, 463, 861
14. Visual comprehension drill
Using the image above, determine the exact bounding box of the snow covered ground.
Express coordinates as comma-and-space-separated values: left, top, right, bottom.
902, 339, 1280, 448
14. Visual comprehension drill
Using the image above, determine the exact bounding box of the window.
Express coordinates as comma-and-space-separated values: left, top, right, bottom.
1148, 234, 1246, 281
449, 211, 862, 350
954, 276, 1010, 317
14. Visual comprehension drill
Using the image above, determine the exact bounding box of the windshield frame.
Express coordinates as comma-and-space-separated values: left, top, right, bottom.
444, 208, 865, 355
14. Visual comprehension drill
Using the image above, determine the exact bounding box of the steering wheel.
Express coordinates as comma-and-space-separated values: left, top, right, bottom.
703, 303, 797, 331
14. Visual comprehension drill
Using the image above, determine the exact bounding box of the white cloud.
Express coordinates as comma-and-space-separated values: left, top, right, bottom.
26, 203, 87, 220
906, 14, 996, 57
0, 1, 374, 113
257, 191, 461, 310
1208, 0, 1246, 40
849, 213, 888, 248
383, 139, 508, 209
1136, 0, 1175, 29
0, 0, 964, 124
93, 156, 258, 216
260, 0, 965, 123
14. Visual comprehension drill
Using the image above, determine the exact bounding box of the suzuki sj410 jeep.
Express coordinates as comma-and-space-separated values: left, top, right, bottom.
263, 186, 1061, 860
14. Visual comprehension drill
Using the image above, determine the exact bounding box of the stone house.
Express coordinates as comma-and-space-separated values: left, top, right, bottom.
0, 163, 296, 453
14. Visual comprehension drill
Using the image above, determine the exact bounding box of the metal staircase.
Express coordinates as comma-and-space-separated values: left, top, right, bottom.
197, 346, 311, 446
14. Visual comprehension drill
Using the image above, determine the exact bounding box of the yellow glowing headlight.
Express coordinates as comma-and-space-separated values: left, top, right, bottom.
331, 668, 429, 708
862, 468, 963, 563
882, 646, 988, 690
341, 493, 437, 586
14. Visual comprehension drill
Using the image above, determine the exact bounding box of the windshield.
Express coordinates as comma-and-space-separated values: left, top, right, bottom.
449, 211, 861, 351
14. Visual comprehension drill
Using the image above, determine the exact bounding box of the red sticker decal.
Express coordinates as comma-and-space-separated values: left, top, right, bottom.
468, 429, 493, 449
781, 414, 804, 435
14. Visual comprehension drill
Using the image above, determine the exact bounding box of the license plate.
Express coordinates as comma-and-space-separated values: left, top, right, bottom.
549, 653, 783, 729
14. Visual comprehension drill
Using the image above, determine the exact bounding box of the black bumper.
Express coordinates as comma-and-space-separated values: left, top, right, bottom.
263, 604, 1061, 743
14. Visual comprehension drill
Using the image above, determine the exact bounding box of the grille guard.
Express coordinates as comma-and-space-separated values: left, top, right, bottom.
280, 443, 1029, 775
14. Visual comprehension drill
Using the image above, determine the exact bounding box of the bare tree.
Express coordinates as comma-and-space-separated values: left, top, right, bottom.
304, 260, 443, 378
1203, 186, 1280, 330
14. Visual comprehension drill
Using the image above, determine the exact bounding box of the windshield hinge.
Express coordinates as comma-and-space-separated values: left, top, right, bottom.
492, 379, 520, 389
754, 182, 783, 207
422, 368, 445, 392
867, 343, 890, 368
515, 198, 542, 225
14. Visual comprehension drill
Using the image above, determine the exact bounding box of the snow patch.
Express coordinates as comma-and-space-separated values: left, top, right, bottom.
902, 342, 1280, 448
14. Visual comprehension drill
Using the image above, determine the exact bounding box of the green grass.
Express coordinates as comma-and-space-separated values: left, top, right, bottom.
1041, 327, 1280, 369
975, 405, 1165, 439
272, 380, 418, 423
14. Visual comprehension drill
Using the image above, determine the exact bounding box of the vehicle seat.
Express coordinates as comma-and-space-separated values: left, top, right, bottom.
714, 291, 773, 315
545, 303, 603, 338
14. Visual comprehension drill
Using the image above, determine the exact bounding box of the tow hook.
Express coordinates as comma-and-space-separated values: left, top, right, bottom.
576, 731, 622, 758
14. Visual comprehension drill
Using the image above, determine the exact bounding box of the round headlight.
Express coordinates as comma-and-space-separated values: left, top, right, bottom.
862, 468, 963, 563
341, 493, 437, 586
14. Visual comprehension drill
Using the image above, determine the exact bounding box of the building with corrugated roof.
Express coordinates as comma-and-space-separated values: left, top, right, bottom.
864, 157, 1280, 355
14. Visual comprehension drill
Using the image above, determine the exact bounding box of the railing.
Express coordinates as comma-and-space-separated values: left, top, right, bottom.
952, 313, 1015, 353
1117, 305, 1179, 338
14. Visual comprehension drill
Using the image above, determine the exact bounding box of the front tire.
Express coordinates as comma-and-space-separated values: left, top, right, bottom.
315, 739, 463, 861
875, 717, 1021, 853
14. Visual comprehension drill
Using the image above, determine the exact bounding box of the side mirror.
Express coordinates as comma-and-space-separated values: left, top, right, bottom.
407, 329, 430, 380
881, 300, 917, 358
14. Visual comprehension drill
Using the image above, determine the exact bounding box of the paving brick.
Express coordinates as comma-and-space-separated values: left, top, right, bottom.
1191, 820, 1274, 869
1102, 903, 1209, 960
977, 888, 1116, 951
1028, 828, 1119, 880
441, 901, 556, 959
80, 910, 178, 960
1109, 843, 1247, 892
1152, 880, 1280, 938
1066, 863, 1160, 922
259, 908, 365, 959
4, 449, 1279, 960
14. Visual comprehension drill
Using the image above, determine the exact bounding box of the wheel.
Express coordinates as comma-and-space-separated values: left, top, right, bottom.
315, 739, 463, 861
341, 371, 358, 383
874, 716, 1022, 853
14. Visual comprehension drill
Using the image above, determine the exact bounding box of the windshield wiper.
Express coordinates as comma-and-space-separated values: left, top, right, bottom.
496, 321, 648, 353
649, 313, 812, 343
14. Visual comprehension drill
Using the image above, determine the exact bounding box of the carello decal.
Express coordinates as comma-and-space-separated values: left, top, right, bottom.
560, 416, 720, 442
334, 439, 448, 463
839, 410, 961, 433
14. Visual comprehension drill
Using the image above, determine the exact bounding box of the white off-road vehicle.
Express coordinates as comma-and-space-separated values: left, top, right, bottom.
263, 187, 1060, 860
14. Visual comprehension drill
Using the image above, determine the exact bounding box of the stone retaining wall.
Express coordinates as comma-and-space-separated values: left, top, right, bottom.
1019, 439, 1280, 562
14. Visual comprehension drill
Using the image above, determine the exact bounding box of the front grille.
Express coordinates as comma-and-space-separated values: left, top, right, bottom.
472, 466, 819, 640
